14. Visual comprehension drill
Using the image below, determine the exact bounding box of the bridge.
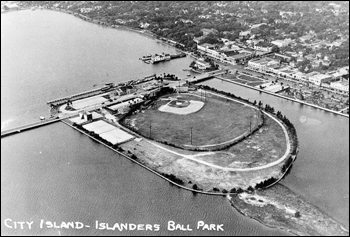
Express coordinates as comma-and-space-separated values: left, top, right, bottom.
169, 69, 228, 88
1, 116, 72, 138
185, 69, 228, 84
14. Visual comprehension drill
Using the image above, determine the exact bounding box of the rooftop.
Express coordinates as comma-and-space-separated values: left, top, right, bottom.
250, 57, 279, 66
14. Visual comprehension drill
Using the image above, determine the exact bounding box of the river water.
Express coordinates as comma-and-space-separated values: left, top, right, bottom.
1, 10, 348, 236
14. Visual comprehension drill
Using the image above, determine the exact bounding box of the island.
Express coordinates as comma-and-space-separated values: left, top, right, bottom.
53, 73, 297, 194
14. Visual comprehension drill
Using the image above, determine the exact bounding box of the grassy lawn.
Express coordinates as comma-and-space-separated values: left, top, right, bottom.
123, 93, 261, 147
232, 78, 250, 84
221, 74, 237, 80
238, 74, 264, 82
248, 81, 265, 87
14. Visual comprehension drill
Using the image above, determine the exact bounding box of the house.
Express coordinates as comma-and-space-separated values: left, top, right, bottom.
198, 43, 216, 50
250, 23, 266, 29
201, 28, 218, 36
179, 19, 193, 24
139, 22, 150, 29
115, 19, 126, 25
254, 42, 274, 52
299, 34, 315, 42
271, 39, 292, 48
239, 30, 251, 37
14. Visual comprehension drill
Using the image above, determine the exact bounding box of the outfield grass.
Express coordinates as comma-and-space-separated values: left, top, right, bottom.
225, 115, 287, 167
123, 93, 261, 148
182, 115, 287, 168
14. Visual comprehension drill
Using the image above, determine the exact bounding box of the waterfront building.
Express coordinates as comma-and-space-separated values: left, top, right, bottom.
197, 44, 228, 62
307, 72, 333, 86
108, 98, 144, 114
195, 60, 211, 70
330, 80, 349, 95
247, 57, 280, 73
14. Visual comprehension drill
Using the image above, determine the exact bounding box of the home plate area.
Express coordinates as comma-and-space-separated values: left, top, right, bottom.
158, 97, 204, 115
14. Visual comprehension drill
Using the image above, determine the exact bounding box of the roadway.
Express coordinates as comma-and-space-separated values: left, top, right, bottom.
168, 69, 227, 88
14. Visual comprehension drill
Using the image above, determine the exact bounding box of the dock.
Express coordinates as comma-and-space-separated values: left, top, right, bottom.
140, 52, 186, 64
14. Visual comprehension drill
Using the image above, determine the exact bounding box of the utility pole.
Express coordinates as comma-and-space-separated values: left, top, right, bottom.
149, 121, 152, 139
249, 117, 252, 132
190, 127, 193, 145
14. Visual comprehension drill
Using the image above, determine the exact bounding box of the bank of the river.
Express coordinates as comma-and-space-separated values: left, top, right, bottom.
228, 184, 349, 236
216, 75, 349, 118
8, 5, 349, 120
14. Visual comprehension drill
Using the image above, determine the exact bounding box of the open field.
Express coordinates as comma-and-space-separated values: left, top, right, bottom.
122, 92, 261, 148
238, 74, 265, 82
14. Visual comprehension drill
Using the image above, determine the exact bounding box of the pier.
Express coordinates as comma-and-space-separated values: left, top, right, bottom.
140, 52, 186, 64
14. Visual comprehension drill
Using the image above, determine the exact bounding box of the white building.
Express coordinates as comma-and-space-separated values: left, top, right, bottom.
195, 60, 211, 70
330, 81, 349, 94
197, 45, 227, 62
308, 73, 333, 86
271, 39, 291, 48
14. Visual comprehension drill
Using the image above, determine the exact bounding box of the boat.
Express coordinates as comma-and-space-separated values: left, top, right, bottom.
140, 54, 152, 61
151, 53, 171, 64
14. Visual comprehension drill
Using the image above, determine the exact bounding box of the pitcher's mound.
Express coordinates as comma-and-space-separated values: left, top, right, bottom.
159, 100, 204, 115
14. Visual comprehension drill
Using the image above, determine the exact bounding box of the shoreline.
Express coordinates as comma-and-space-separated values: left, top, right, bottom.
228, 193, 301, 236
4, 8, 349, 118
61, 119, 226, 196
228, 184, 349, 236
215, 76, 349, 118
